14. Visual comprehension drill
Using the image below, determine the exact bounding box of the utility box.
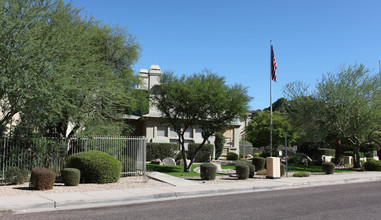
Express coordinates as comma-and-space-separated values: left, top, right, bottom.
266, 157, 281, 179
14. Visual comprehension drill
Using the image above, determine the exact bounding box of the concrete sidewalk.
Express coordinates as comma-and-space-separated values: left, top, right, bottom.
1, 172, 381, 214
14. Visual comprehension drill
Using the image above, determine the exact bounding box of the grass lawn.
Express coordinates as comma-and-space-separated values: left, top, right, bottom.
146, 164, 234, 177
288, 164, 361, 173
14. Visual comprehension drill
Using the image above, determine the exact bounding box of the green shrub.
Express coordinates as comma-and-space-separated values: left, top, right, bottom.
293, 172, 309, 177
237, 161, 255, 178
65, 150, 122, 184
322, 162, 335, 174
175, 151, 187, 161
118, 155, 136, 174
200, 163, 217, 180
61, 168, 80, 186
252, 157, 266, 171
259, 151, 271, 158
235, 164, 249, 179
188, 143, 214, 162
29, 167, 56, 190
214, 132, 225, 159
146, 143, 178, 161
227, 152, 238, 160
288, 155, 304, 165
317, 148, 335, 156
363, 159, 381, 171
280, 163, 286, 177
253, 152, 260, 157
4, 166, 29, 185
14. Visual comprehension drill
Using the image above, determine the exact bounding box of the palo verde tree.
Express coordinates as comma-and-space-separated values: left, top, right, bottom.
284, 64, 381, 167
153, 71, 251, 172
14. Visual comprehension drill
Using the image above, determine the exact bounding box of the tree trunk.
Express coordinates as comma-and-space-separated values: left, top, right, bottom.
334, 138, 342, 165
353, 147, 361, 168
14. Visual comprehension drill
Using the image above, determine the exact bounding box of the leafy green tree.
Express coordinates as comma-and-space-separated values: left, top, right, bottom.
244, 110, 298, 151
284, 64, 381, 167
0, 0, 141, 136
214, 132, 226, 159
153, 71, 251, 172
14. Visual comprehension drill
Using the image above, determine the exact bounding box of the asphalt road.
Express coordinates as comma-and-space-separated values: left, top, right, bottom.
3, 181, 381, 220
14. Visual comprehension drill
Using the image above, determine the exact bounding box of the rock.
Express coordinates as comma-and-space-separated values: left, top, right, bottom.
246, 154, 253, 160
176, 159, 190, 165
151, 158, 162, 165
162, 157, 176, 166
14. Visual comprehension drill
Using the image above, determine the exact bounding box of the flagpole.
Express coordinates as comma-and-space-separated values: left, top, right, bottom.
270, 40, 273, 157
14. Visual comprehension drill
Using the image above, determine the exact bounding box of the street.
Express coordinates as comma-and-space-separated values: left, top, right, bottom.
2, 181, 381, 220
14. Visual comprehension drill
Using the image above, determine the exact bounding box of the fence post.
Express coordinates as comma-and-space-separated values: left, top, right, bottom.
2, 137, 6, 180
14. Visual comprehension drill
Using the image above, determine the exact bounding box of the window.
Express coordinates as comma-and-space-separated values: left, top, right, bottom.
157, 126, 168, 137
194, 128, 202, 139
184, 128, 193, 139
170, 127, 178, 138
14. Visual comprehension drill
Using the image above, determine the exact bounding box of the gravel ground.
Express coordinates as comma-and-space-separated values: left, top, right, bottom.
0, 175, 169, 197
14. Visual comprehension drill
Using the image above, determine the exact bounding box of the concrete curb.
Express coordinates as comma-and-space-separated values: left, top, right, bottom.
1, 173, 381, 214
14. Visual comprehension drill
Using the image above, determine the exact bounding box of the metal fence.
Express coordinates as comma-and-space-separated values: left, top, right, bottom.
0, 135, 146, 178
239, 143, 253, 156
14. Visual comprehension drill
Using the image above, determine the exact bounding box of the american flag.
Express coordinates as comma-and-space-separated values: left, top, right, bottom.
271, 44, 277, 82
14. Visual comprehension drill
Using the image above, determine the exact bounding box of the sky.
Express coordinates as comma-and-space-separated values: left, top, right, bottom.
69, 0, 381, 110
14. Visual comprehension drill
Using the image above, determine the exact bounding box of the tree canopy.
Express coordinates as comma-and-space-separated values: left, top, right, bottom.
0, 0, 141, 136
153, 71, 251, 172
284, 64, 381, 167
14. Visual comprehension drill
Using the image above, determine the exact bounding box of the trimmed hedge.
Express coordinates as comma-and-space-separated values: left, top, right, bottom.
322, 162, 335, 174
200, 163, 217, 180
317, 148, 335, 156
236, 164, 249, 179
29, 167, 56, 190
293, 172, 309, 177
252, 157, 266, 171
65, 150, 122, 184
61, 168, 80, 186
188, 143, 214, 162
4, 166, 29, 185
146, 143, 178, 161
237, 161, 255, 178
227, 152, 238, 160
363, 159, 381, 171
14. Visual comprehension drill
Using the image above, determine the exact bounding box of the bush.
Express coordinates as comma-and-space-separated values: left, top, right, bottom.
29, 167, 56, 190
252, 157, 266, 171
118, 155, 136, 174
227, 152, 238, 160
235, 164, 249, 179
297, 142, 319, 159
61, 168, 80, 186
363, 159, 381, 171
175, 151, 187, 161
317, 148, 335, 156
237, 161, 255, 178
200, 163, 217, 180
280, 163, 286, 177
188, 143, 214, 162
4, 166, 29, 185
65, 150, 122, 184
214, 132, 225, 159
259, 151, 271, 158
146, 143, 178, 161
288, 155, 304, 165
322, 162, 335, 174
293, 172, 309, 177
253, 152, 260, 157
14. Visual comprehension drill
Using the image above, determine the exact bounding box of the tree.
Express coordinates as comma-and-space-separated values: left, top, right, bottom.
244, 110, 298, 150
0, 0, 141, 136
284, 64, 381, 167
153, 71, 251, 172
214, 132, 226, 159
